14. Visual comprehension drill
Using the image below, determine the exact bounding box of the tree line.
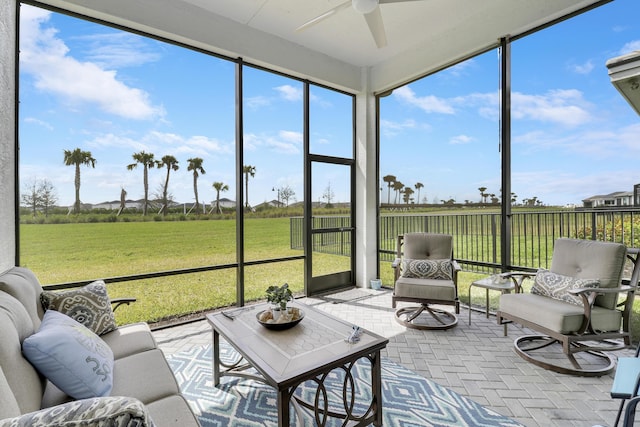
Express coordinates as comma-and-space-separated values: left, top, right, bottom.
381, 174, 542, 207
25, 148, 301, 217
58, 148, 237, 216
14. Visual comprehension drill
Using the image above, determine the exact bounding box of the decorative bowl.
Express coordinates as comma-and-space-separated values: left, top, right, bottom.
256, 308, 304, 330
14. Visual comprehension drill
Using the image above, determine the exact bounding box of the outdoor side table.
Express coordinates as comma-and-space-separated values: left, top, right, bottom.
468, 275, 515, 326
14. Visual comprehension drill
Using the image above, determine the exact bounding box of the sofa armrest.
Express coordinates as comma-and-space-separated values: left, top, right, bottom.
0, 396, 155, 427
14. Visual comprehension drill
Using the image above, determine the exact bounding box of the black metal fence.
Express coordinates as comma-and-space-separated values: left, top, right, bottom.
291, 209, 640, 271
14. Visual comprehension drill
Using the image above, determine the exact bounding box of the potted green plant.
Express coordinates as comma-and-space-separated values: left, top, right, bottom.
266, 283, 292, 312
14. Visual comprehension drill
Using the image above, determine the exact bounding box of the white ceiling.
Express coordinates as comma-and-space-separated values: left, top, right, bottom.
33, 0, 608, 93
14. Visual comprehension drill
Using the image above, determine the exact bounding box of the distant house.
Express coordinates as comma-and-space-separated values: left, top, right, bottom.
582, 191, 634, 208
214, 198, 236, 209
91, 199, 146, 210
255, 200, 285, 210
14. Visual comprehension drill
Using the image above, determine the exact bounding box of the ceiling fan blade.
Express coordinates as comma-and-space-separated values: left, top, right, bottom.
296, 1, 351, 32
363, 7, 387, 48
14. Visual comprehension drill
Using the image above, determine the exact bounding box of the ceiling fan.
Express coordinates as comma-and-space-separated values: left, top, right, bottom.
296, 0, 426, 49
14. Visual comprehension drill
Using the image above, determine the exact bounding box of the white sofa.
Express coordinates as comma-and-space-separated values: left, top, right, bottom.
0, 267, 200, 427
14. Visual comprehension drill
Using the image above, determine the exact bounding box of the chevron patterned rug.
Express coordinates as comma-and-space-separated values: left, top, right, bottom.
167, 344, 523, 427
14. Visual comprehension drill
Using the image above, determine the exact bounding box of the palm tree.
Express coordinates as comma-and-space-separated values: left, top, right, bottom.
63, 148, 96, 214
212, 181, 229, 214
157, 155, 179, 216
382, 175, 396, 204
187, 157, 205, 214
392, 181, 404, 204
414, 182, 424, 204
127, 151, 156, 216
403, 187, 414, 204
243, 165, 256, 209
478, 186, 487, 204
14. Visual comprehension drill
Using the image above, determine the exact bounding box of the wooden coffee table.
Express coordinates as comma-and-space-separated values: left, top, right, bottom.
206, 302, 388, 427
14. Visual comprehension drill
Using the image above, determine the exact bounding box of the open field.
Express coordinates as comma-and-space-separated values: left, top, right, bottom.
20, 218, 341, 325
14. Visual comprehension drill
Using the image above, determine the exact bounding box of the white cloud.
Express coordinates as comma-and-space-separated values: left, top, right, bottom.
394, 86, 591, 127
75, 32, 161, 68
380, 119, 417, 136
242, 131, 301, 154
619, 40, 640, 55
24, 117, 53, 130
86, 131, 233, 157
569, 60, 594, 75
275, 85, 303, 102
449, 134, 474, 145
245, 96, 271, 109
19, 5, 164, 120
443, 58, 475, 78
511, 89, 592, 127
279, 130, 303, 144
87, 133, 149, 151
514, 123, 640, 159
393, 86, 455, 114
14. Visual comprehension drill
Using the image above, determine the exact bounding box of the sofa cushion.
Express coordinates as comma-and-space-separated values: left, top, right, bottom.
146, 394, 200, 427
531, 269, 599, 306
101, 322, 158, 360
0, 267, 44, 329
401, 258, 452, 280
22, 310, 114, 400
0, 396, 155, 427
0, 293, 44, 415
0, 366, 21, 420
41, 280, 117, 336
111, 349, 180, 405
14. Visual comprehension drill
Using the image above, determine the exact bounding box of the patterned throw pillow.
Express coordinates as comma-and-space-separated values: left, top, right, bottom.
401, 258, 453, 280
531, 269, 600, 306
41, 280, 117, 336
22, 310, 114, 399
0, 396, 155, 427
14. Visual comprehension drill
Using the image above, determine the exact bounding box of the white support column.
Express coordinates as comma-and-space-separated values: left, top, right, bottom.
0, 0, 17, 271
354, 68, 378, 288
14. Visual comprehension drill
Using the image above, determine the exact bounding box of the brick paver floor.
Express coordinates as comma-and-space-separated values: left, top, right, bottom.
153, 287, 633, 427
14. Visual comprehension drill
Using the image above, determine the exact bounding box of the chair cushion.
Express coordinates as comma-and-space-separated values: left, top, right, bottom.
22, 310, 114, 400
401, 258, 452, 280
499, 293, 621, 334
394, 276, 456, 301
402, 233, 452, 259
41, 280, 117, 336
550, 238, 626, 309
531, 269, 599, 306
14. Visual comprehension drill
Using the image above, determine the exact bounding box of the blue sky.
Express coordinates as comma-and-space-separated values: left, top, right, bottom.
19, 0, 640, 209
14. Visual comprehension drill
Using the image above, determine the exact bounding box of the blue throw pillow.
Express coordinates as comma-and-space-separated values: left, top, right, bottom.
22, 310, 114, 399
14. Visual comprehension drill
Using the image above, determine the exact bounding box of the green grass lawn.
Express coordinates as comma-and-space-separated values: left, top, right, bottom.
20, 219, 308, 325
